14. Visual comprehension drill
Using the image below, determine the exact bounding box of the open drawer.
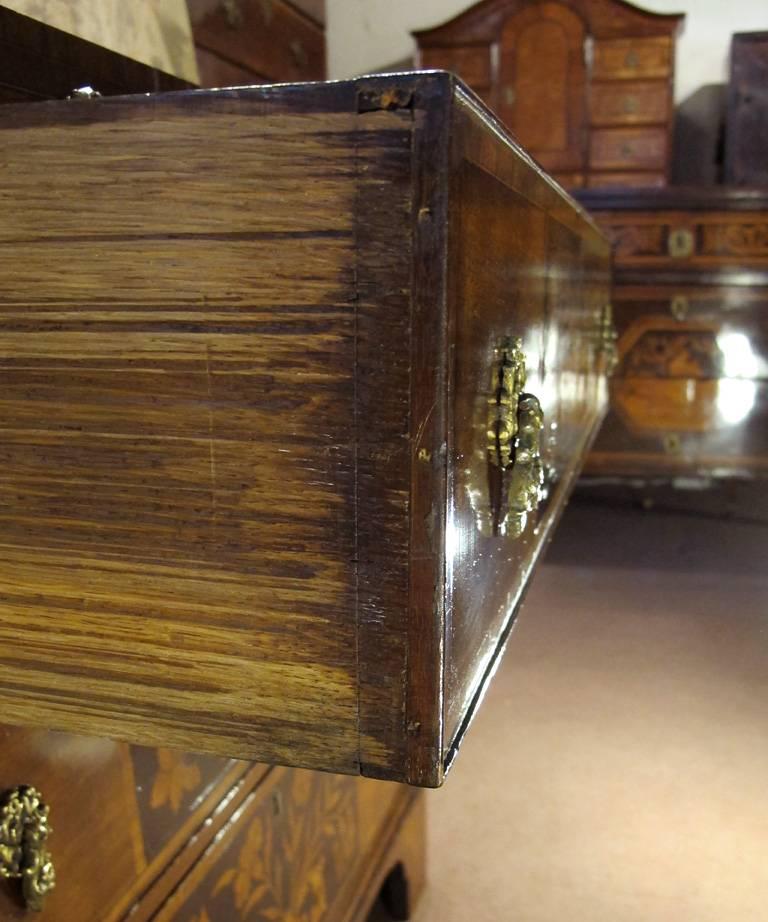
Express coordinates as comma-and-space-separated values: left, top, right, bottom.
0, 73, 610, 786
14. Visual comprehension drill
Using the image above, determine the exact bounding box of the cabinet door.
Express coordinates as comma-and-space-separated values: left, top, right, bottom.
497, 2, 587, 174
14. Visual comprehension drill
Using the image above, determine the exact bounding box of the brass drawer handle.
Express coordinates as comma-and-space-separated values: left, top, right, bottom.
487, 337, 544, 537
0, 786, 55, 911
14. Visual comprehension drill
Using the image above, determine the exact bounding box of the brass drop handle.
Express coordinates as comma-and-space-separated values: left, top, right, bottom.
487, 337, 545, 537
0, 786, 55, 911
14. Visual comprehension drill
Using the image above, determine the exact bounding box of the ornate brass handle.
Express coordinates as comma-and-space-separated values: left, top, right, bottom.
0, 786, 55, 911
486, 337, 545, 537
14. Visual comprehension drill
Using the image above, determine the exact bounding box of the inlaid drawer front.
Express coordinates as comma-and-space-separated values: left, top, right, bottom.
0, 725, 257, 922
590, 81, 669, 126
592, 213, 768, 265
420, 45, 491, 89
593, 37, 673, 80
151, 769, 400, 922
0, 73, 608, 788
589, 127, 667, 170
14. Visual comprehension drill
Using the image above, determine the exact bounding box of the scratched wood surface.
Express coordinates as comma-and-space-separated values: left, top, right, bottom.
0, 86, 377, 774
0, 75, 608, 786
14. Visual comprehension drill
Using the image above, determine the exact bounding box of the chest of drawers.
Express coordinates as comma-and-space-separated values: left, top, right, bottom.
578, 187, 768, 479
0, 72, 610, 788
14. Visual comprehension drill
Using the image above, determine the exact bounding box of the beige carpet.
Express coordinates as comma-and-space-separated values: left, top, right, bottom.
414, 489, 768, 922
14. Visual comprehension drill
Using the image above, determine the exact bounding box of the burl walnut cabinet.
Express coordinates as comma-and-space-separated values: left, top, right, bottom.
579, 187, 768, 479
414, 0, 683, 190
0, 72, 610, 789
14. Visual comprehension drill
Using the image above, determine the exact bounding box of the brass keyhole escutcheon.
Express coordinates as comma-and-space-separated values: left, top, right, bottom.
668, 227, 695, 259
0, 786, 55, 911
670, 294, 689, 321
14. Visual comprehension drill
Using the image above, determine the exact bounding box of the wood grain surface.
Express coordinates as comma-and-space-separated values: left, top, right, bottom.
0, 74, 608, 785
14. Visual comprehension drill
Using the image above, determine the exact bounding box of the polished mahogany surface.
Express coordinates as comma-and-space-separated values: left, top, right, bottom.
443, 90, 610, 761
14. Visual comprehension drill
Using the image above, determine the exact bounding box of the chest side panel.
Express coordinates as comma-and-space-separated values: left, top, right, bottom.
0, 93, 363, 772
443, 91, 610, 762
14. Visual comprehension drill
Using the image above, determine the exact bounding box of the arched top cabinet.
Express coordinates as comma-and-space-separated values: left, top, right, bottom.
414, 0, 684, 189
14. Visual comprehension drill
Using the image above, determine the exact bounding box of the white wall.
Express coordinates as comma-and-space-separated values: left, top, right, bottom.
327, 0, 767, 102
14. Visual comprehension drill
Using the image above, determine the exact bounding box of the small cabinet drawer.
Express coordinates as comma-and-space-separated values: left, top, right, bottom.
590, 81, 669, 126
0, 74, 609, 789
188, 0, 325, 82
593, 38, 673, 80
420, 45, 491, 89
590, 127, 667, 170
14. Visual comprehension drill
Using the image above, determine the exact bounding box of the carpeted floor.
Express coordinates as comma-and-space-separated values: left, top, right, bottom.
413, 484, 768, 922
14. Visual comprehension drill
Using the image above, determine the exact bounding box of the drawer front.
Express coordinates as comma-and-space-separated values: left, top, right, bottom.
590, 81, 669, 126
593, 210, 768, 269
587, 171, 666, 188
0, 725, 250, 922
420, 45, 491, 90
442, 95, 610, 763
590, 127, 667, 170
586, 285, 768, 477
593, 37, 673, 80
151, 769, 415, 922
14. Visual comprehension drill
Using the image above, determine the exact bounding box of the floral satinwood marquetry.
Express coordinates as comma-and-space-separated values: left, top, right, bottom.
131, 746, 239, 863
150, 750, 203, 814
173, 771, 358, 922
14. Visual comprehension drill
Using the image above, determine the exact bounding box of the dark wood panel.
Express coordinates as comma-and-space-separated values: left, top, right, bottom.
725, 31, 768, 187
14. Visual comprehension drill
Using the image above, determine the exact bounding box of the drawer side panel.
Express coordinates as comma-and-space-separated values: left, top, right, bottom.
0, 93, 362, 772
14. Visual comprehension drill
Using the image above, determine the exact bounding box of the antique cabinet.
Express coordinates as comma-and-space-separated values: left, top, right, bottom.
413, 0, 684, 190
0, 72, 610, 787
578, 187, 768, 479
725, 32, 768, 188
0, 723, 423, 920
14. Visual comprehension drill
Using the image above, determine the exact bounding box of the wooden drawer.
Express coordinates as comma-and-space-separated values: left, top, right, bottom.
0, 725, 421, 920
587, 171, 666, 188
420, 45, 491, 89
593, 37, 673, 80
590, 81, 669, 126
188, 0, 325, 83
0, 724, 259, 919
0, 73, 609, 787
589, 127, 667, 170
586, 286, 768, 478
151, 769, 421, 922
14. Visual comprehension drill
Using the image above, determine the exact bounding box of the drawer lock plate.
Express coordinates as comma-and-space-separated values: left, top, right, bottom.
0, 786, 55, 911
